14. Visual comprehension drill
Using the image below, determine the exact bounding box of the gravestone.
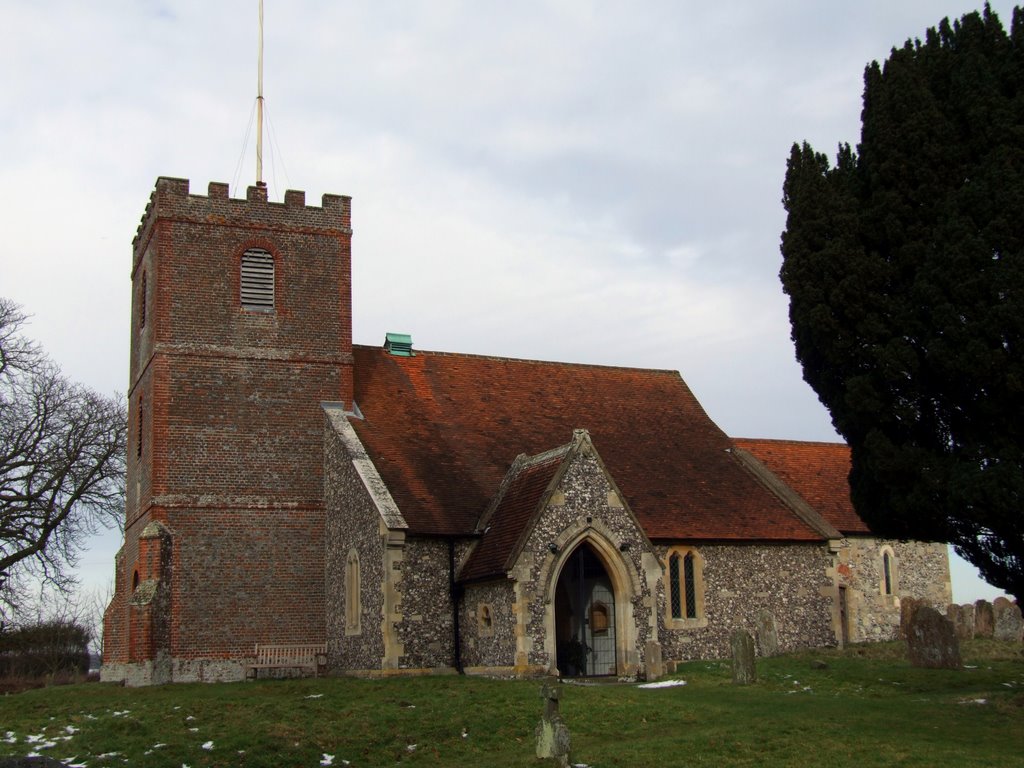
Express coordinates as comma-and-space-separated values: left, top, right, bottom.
536, 683, 571, 767
756, 609, 779, 657
899, 597, 922, 639
993, 597, 1023, 642
974, 599, 995, 638
947, 603, 975, 641
906, 606, 962, 669
731, 629, 757, 685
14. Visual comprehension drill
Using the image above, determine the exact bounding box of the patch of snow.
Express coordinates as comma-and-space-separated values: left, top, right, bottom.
637, 679, 688, 689
305, 694, 324, 699
201, 741, 214, 750
961, 698, 988, 705
320, 754, 334, 766
188, 727, 199, 733
406, 744, 417, 752
4, 732, 16, 744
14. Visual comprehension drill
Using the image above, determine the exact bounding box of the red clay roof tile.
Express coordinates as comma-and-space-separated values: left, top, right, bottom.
459, 446, 567, 582
732, 438, 870, 535
351, 345, 825, 542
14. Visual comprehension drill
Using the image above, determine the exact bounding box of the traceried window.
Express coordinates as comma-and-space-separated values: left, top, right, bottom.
666, 546, 706, 628
240, 248, 275, 310
345, 548, 361, 635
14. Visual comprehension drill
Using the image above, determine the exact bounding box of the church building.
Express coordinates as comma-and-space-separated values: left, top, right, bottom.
101, 177, 951, 685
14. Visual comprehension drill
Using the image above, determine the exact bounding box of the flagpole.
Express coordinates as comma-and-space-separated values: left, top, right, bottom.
256, 0, 265, 186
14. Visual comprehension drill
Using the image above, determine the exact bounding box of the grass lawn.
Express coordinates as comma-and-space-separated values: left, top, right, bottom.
1, 640, 1021, 767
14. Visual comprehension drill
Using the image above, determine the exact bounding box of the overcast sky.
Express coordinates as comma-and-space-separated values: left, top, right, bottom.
0, 1, 1015, 603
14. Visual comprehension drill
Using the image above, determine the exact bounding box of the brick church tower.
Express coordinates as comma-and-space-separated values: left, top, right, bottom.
102, 178, 352, 684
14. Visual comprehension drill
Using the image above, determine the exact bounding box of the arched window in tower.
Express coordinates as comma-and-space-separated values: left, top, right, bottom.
345, 548, 361, 635
240, 247, 275, 310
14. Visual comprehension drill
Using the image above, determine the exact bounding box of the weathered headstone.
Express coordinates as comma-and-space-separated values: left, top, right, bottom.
899, 596, 922, 639
756, 609, 780, 657
906, 606, 962, 669
993, 597, 1023, 642
730, 629, 757, 685
959, 603, 975, 640
974, 599, 995, 638
536, 683, 571, 767
947, 603, 975, 641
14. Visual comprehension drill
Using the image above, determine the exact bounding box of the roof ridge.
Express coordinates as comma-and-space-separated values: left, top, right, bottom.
734, 436, 848, 449
352, 343, 680, 375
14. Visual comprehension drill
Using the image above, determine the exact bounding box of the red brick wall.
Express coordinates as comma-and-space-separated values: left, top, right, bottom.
106, 178, 352, 671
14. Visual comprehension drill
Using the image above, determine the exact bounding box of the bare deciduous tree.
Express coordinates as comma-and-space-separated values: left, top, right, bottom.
0, 298, 126, 617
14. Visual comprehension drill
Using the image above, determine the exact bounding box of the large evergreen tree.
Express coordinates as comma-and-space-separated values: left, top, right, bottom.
781, 5, 1024, 601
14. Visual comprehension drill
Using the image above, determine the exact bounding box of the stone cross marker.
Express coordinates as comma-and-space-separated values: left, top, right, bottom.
731, 629, 757, 685
907, 606, 962, 669
536, 683, 571, 767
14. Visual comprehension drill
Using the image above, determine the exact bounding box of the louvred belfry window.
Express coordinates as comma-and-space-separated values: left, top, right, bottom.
240, 248, 274, 310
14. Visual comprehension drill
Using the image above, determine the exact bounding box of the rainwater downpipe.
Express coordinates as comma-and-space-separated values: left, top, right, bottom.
448, 538, 465, 674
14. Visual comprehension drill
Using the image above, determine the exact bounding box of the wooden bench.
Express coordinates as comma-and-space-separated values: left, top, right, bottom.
246, 643, 327, 680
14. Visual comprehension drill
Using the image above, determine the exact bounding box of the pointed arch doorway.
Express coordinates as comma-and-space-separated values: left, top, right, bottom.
554, 543, 617, 677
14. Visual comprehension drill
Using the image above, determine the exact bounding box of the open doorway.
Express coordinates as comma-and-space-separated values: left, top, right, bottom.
554, 543, 617, 676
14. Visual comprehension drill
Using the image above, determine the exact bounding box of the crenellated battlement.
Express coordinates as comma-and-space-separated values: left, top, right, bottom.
132, 176, 351, 260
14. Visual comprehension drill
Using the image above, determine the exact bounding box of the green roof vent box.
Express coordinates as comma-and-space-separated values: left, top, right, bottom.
384, 332, 414, 357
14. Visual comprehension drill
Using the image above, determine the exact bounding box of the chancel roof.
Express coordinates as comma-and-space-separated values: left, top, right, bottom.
349, 345, 827, 542
732, 438, 871, 536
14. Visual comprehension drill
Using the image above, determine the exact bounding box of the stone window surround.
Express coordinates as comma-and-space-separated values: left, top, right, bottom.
663, 545, 708, 630
345, 548, 361, 636
879, 545, 898, 597
477, 603, 495, 638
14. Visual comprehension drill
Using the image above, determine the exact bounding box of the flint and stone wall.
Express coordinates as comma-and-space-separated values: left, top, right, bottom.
391, 538, 458, 671
323, 412, 387, 673
835, 538, 951, 642
656, 542, 835, 663
460, 579, 517, 671
508, 447, 660, 676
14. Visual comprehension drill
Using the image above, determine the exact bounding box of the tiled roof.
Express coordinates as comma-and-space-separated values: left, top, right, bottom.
732, 438, 870, 535
459, 446, 568, 582
349, 345, 825, 541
